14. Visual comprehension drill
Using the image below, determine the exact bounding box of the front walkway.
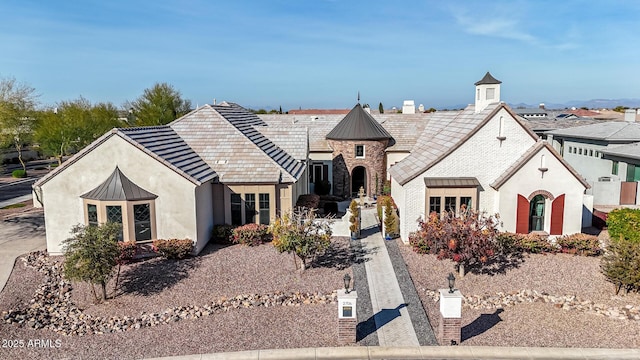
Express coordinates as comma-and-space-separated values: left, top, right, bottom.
0, 210, 46, 292
359, 207, 422, 346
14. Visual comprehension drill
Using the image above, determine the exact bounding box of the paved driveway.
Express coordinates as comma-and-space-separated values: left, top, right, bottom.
0, 210, 46, 292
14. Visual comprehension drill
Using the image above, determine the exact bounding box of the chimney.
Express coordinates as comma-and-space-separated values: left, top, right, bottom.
625, 109, 635, 122
402, 100, 415, 114
213, 98, 217, 105
539, 103, 545, 109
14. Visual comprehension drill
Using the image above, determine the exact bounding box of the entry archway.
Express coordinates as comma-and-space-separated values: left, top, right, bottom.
351, 166, 367, 196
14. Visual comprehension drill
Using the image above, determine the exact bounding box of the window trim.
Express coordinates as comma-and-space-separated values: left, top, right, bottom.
355, 144, 365, 159
83, 199, 156, 243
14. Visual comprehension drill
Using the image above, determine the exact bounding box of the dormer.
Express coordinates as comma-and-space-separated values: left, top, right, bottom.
474, 72, 501, 113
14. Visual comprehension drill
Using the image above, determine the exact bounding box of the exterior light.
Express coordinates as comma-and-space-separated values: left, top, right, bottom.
448, 272, 456, 294
343, 273, 351, 294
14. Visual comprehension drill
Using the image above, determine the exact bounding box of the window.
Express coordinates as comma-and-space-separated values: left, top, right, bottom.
486, 88, 495, 100
245, 193, 256, 224
106, 205, 123, 240
429, 197, 441, 214
460, 197, 472, 212
355, 145, 365, 158
612, 160, 619, 175
134, 204, 151, 241
627, 164, 640, 182
259, 193, 270, 225
578, 148, 582, 155
477, 89, 480, 100
529, 195, 545, 232
231, 193, 242, 226
568, 146, 573, 153
589, 149, 593, 156
595, 151, 599, 157
87, 204, 98, 226
444, 197, 457, 213
309, 163, 329, 183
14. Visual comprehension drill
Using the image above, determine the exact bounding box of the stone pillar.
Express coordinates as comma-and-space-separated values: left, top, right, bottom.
438, 289, 463, 345
337, 289, 358, 345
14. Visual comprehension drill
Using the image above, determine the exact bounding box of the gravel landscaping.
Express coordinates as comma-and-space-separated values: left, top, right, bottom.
398, 238, 640, 348
0, 238, 356, 359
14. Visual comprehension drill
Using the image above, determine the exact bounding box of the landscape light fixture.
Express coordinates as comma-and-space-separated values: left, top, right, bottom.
343, 273, 351, 294
448, 272, 456, 294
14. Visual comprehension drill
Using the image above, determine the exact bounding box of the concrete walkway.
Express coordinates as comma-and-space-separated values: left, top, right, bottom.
359, 207, 420, 347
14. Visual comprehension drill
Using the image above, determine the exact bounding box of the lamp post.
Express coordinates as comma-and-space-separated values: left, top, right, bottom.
439, 272, 462, 345
448, 272, 456, 294
337, 273, 357, 344
343, 273, 351, 294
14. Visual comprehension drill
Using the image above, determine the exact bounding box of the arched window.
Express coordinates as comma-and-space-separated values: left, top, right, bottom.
529, 194, 545, 232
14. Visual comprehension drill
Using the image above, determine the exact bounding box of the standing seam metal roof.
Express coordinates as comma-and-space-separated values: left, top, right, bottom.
474, 72, 502, 85
325, 103, 393, 140
81, 166, 158, 201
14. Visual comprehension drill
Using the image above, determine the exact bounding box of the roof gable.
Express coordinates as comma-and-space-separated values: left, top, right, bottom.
81, 166, 158, 201
326, 103, 392, 140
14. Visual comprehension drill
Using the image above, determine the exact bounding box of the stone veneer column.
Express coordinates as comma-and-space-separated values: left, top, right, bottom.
328, 139, 388, 197
438, 289, 463, 345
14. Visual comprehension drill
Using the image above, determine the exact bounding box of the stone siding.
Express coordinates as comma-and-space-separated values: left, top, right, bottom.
329, 139, 388, 197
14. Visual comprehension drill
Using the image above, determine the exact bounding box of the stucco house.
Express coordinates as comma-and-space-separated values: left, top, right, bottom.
33, 103, 308, 255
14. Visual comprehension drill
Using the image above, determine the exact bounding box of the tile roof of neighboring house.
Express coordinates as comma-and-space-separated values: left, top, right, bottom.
325, 103, 393, 140
170, 104, 305, 183
568, 109, 602, 118
424, 177, 480, 188
524, 118, 604, 132
81, 166, 158, 201
600, 142, 640, 161
474, 72, 502, 85
491, 141, 590, 190
546, 121, 640, 142
34, 127, 217, 188
389, 103, 538, 186
288, 109, 350, 115
514, 108, 547, 115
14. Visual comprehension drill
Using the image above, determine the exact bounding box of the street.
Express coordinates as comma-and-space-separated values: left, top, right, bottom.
0, 177, 38, 203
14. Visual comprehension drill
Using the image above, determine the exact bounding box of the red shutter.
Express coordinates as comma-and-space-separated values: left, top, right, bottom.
516, 195, 529, 234
550, 194, 565, 235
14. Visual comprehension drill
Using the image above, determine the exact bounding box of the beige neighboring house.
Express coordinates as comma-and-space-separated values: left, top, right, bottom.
33, 103, 308, 255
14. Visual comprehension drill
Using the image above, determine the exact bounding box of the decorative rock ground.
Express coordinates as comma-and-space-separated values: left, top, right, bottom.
421, 288, 640, 320
2, 251, 337, 336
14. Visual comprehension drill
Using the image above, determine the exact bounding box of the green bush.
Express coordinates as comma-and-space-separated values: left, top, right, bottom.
117, 241, 138, 263
296, 194, 320, 209
376, 195, 396, 220
607, 208, 640, 243
556, 233, 602, 256
601, 239, 640, 294
231, 223, 270, 246
211, 224, 234, 244
313, 179, 331, 196
153, 239, 193, 259
11, 169, 27, 178
495, 232, 557, 254
382, 180, 391, 196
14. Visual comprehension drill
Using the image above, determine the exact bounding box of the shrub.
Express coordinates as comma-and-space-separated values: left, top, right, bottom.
349, 200, 359, 234
211, 224, 234, 244
11, 169, 27, 178
296, 194, 320, 209
556, 233, 602, 256
383, 197, 398, 237
231, 223, 270, 246
516, 233, 557, 254
495, 232, 522, 255
607, 208, 640, 243
323, 201, 339, 215
153, 239, 193, 259
313, 179, 331, 196
376, 195, 396, 220
382, 180, 391, 196
117, 241, 138, 263
601, 239, 640, 294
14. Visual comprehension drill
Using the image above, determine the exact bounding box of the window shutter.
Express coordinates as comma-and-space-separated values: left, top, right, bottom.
550, 194, 565, 235
516, 195, 529, 234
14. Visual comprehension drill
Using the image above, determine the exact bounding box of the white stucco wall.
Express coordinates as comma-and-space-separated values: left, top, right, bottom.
194, 183, 214, 254
40, 135, 199, 255
498, 147, 586, 234
560, 139, 616, 183
394, 108, 538, 241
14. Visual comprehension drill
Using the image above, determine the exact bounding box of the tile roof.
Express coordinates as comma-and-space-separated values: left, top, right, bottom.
288, 109, 350, 115
389, 104, 502, 185
171, 104, 305, 183
424, 177, 480, 188
81, 166, 157, 201
600, 142, 640, 161
34, 127, 217, 188
326, 104, 393, 140
491, 141, 590, 190
474, 72, 502, 85
256, 127, 308, 160
546, 121, 640, 142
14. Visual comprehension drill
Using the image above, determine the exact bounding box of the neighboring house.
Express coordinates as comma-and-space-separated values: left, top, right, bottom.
546, 118, 640, 206
514, 107, 548, 119
388, 72, 590, 240
33, 103, 308, 255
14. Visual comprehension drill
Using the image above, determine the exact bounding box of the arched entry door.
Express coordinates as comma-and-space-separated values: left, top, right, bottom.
351, 166, 367, 196
529, 194, 545, 231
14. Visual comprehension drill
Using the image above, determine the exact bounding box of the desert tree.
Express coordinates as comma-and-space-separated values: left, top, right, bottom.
126, 82, 191, 126
0, 77, 38, 172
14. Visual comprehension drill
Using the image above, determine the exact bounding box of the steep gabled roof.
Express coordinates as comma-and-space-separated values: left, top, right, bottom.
474, 72, 502, 85
170, 104, 305, 183
491, 141, 590, 189
34, 127, 216, 188
325, 103, 393, 140
81, 166, 157, 201
546, 121, 640, 142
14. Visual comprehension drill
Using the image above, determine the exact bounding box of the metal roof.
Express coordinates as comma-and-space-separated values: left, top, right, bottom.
325, 103, 393, 141
424, 177, 480, 188
474, 72, 502, 85
81, 166, 158, 201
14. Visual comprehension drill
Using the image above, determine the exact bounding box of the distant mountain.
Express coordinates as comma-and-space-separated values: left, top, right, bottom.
510, 99, 640, 110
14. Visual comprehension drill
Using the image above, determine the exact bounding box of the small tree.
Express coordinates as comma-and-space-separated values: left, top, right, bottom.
270, 208, 333, 272
383, 197, 397, 237
601, 208, 640, 294
0, 77, 38, 172
349, 200, 360, 237
409, 210, 500, 277
62, 223, 121, 302
378, 102, 384, 114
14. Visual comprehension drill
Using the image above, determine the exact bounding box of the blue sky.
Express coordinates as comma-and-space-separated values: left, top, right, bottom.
1, 0, 639, 110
